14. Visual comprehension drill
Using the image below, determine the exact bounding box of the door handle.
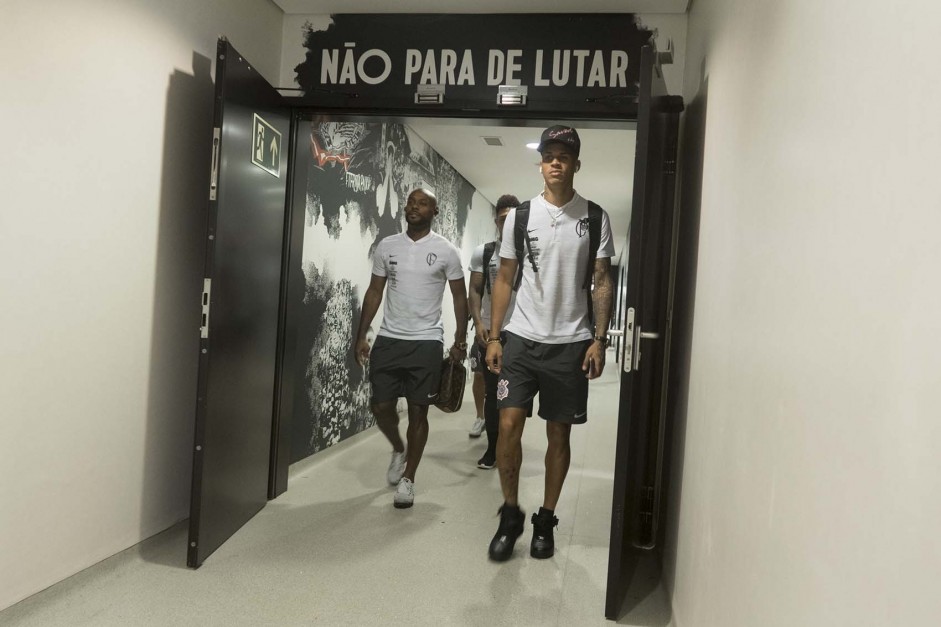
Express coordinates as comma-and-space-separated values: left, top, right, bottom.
622, 309, 635, 372
623, 308, 661, 372
632, 325, 660, 372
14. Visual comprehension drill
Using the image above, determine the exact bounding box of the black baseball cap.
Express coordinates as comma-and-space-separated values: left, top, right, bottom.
536, 125, 580, 157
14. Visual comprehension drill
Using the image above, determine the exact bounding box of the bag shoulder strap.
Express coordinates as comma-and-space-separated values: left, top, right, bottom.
583, 201, 603, 290
482, 241, 496, 294
513, 201, 531, 291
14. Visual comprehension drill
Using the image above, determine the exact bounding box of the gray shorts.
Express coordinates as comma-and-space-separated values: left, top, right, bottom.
469, 331, 508, 374
369, 335, 443, 405
496, 332, 592, 424
468, 340, 487, 374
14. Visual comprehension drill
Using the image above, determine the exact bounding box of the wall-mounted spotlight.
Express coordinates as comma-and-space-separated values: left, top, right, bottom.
415, 84, 445, 104
497, 85, 528, 106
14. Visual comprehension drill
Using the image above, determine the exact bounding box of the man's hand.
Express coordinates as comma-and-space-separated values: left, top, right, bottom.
475, 326, 489, 347
582, 341, 606, 379
485, 341, 503, 374
449, 342, 468, 362
354, 338, 371, 367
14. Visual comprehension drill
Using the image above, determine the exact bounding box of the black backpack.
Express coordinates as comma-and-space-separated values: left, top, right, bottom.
512, 200, 603, 292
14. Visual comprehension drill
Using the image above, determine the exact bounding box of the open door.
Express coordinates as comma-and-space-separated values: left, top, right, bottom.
187, 39, 291, 567
605, 47, 683, 618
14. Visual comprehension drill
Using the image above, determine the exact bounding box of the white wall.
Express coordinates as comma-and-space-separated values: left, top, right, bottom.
0, 0, 283, 611
667, 1, 941, 625
637, 13, 687, 98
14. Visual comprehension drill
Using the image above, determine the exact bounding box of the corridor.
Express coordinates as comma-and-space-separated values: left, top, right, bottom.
1, 361, 669, 626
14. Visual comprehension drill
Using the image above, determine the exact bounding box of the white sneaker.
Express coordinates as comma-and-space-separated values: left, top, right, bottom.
393, 477, 415, 509
469, 416, 485, 438
387, 450, 406, 486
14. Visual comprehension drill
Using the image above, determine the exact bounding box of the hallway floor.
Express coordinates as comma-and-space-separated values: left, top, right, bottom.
1, 361, 671, 626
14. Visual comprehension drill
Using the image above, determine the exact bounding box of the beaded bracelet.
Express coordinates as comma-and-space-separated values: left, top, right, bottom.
486, 337, 502, 344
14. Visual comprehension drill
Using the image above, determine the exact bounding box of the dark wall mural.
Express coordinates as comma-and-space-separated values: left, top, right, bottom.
290, 119, 480, 462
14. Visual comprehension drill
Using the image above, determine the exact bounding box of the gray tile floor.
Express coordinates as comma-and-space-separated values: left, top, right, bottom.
1, 360, 672, 626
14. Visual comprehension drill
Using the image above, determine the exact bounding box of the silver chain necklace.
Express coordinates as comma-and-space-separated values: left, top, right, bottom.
544, 202, 565, 228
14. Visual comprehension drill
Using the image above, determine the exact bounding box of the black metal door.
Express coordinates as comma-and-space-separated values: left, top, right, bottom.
187, 39, 290, 568
605, 47, 683, 618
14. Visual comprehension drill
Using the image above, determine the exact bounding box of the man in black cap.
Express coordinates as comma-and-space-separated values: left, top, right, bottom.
484, 125, 615, 561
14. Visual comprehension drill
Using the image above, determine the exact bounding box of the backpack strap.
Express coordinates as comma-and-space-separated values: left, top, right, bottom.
482, 241, 496, 294
583, 201, 602, 290
512, 201, 533, 291
583, 202, 603, 324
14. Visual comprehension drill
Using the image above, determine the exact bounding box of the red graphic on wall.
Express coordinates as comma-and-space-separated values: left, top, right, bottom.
311, 136, 353, 171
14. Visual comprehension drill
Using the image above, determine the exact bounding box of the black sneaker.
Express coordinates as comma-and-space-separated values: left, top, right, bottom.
477, 450, 496, 469
530, 508, 559, 559
488, 504, 525, 562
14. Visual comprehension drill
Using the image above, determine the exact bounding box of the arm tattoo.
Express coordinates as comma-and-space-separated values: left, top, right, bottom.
591, 258, 613, 334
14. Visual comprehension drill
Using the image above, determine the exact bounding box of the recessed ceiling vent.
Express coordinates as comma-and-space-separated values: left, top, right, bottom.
482, 136, 504, 147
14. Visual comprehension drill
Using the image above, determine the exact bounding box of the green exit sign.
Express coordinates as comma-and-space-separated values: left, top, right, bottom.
251, 113, 281, 177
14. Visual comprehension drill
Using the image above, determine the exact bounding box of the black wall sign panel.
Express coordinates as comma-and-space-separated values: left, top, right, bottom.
293, 14, 653, 117
187, 39, 291, 568
605, 48, 683, 619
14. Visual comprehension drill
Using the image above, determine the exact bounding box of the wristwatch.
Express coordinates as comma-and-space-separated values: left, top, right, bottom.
455, 341, 468, 350
594, 335, 608, 346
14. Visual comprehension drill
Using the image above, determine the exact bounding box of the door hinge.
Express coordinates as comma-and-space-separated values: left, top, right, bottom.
200, 279, 212, 339
209, 127, 221, 200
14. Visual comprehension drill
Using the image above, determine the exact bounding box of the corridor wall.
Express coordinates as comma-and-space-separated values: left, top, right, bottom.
667, 1, 941, 625
0, 0, 283, 611
289, 119, 491, 460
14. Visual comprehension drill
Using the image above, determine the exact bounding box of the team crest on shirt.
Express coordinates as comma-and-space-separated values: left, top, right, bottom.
426, 253, 437, 265
576, 217, 590, 237
496, 378, 509, 400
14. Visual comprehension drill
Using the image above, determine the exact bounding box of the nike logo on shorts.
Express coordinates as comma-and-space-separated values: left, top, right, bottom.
574, 411, 587, 419
427, 392, 438, 398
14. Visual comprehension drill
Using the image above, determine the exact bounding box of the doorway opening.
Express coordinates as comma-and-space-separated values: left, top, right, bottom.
280, 115, 636, 466
188, 37, 681, 622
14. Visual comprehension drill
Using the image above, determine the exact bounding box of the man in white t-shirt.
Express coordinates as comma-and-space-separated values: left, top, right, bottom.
354, 188, 468, 509
484, 126, 615, 561
467, 194, 520, 470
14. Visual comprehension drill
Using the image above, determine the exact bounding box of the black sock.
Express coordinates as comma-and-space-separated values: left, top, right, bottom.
538, 507, 554, 518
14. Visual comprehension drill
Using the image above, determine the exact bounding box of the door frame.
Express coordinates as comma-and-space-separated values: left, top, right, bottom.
195, 36, 681, 620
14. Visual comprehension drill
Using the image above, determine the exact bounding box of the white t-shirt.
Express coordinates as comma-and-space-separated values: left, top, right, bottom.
499, 192, 615, 343
468, 240, 516, 332
372, 231, 464, 342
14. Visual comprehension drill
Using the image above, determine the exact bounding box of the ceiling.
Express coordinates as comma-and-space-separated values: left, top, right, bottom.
407, 119, 637, 240
271, 1, 687, 243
